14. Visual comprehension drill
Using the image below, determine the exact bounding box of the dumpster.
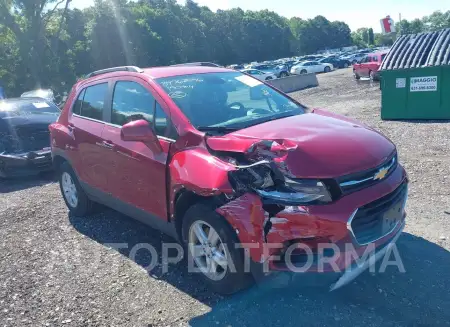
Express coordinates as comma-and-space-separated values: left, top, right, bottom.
380, 28, 450, 120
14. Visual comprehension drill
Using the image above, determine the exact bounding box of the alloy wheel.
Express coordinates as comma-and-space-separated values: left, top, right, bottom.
189, 220, 228, 281
61, 172, 78, 208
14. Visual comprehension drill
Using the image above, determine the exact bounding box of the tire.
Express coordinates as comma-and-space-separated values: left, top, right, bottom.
182, 203, 253, 295
343, 62, 349, 68
59, 162, 96, 216
324, 66, 331, 73
352, 60, 357, 64
265, 77, 273, 81
300, 69, 307, 74
279, 72, 289, 78
353, 70, 360, 80
369, 70, 378, 81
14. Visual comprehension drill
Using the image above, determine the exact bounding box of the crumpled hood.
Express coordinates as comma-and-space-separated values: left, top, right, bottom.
206, 111, 395, 178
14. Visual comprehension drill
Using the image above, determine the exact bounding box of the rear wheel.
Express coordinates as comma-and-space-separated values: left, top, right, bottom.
182, 203, 253, 294
279, 72, 289, 78
59, 162, 96, 216
353, 70, 360, 80
369, 70, 377, 81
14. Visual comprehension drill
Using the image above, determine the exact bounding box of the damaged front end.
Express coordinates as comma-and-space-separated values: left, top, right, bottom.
0, 128, 53, 177
211, 138, 337, 265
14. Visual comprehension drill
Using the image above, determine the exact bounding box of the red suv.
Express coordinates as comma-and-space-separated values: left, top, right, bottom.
353, 51, 388, 81
50, 65, 407, 294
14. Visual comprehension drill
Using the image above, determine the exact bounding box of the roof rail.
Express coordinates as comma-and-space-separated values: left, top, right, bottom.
86, 66, 144, 78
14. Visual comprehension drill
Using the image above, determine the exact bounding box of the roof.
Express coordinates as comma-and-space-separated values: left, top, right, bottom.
381, 28, 450, 71
368, 50, 389, 57
143, 66, 232, 79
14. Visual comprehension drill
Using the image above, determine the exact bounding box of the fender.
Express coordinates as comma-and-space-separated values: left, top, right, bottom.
169, 147, 234, 213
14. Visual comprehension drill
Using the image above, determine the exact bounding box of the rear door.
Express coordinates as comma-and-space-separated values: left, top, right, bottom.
355, 56, 369, 76
368, 55, 380, 74
69, 82, 111, 193
101, 78, 177, 220
310, 61, 321, 73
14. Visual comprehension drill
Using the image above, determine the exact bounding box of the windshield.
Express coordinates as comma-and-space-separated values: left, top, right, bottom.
0, 99, 60, 116
156, 72, 305, 132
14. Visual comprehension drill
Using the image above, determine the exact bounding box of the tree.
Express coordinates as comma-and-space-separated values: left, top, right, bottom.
368, 28, 374, 45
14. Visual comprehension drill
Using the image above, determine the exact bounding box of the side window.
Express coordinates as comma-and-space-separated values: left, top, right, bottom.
154, 102, 178, 140
80, 83, 108, 120
72, 89, 85, 115
111, 81, 155, 126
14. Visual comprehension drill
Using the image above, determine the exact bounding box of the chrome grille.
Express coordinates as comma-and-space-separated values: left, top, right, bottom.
337, 153, 397, 195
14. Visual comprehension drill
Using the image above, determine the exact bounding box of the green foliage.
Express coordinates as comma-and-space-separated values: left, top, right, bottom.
2, 0, 446, 97
0, 0, 354, 96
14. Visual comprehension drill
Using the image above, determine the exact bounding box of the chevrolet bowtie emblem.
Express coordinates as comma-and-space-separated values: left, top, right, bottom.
374, 167, 388, 181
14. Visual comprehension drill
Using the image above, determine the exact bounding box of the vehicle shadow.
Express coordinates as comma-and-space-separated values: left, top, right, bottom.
0, 171, 56, 193
69, 210, 450, 326
68, 208, 222, 306
189, 233, 450, 327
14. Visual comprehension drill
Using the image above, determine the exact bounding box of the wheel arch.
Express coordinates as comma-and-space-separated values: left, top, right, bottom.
173, 189, 226, 242
52, 154, 68, 171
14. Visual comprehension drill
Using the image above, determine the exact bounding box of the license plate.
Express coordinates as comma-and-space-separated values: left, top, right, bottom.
382, 200, 403, 234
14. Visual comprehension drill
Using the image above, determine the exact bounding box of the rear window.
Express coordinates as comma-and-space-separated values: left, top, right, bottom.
0, 99, 59, 116
73, 83, 108, 121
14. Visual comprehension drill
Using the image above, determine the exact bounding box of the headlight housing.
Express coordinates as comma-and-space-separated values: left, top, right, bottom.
228, 164, 332, 205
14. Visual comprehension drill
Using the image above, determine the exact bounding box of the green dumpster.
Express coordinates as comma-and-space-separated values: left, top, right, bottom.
380, 28, 450, 120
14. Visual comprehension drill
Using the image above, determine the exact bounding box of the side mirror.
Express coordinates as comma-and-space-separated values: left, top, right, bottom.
121, 119, 162, 153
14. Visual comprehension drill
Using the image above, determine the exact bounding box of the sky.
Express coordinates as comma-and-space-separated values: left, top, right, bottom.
69, 0, 449, 31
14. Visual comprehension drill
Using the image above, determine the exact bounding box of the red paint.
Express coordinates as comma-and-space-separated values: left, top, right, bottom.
208, 112, 395, 178
50, 65, 407, 275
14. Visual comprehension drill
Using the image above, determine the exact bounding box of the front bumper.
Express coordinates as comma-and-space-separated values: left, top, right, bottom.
329, 221, 404, 291
0, 150, 53, 178
217, 163, 407, 275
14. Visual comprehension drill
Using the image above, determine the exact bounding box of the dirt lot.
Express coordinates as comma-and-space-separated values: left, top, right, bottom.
1, 68, 449, 327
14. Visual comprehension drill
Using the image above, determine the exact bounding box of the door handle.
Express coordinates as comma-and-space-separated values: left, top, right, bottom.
68, 123, 75, 132
101, 141, 115, 149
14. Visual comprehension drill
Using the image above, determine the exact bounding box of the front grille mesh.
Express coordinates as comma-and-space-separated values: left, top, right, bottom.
350, 182, 407, 245
0, 127, 50, 153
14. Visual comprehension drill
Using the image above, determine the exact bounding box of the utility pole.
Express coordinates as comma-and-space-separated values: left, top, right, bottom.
399, 13, 402, 35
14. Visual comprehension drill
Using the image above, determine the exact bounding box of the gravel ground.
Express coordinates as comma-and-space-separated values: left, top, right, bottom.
1, 68, 449, 327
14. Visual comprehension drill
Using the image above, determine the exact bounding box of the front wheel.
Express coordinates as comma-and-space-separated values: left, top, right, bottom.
182, 203, 253, 294
353, 70, 360, 80
279, 72, 289, 78
59, 162, 96, 216
324, 66, 331, 73
265, 76, 273, 81
369, 70, 377, 81
343, 62, 349, 68
300, 69, 307, 74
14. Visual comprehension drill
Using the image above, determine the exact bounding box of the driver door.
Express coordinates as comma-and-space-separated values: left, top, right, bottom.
101, 78, 176, 220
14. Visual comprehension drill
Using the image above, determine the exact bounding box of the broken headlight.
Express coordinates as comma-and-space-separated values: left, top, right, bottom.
257, 178, 332, 205
228, 163, 274, 193
228, 163, 332, 205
